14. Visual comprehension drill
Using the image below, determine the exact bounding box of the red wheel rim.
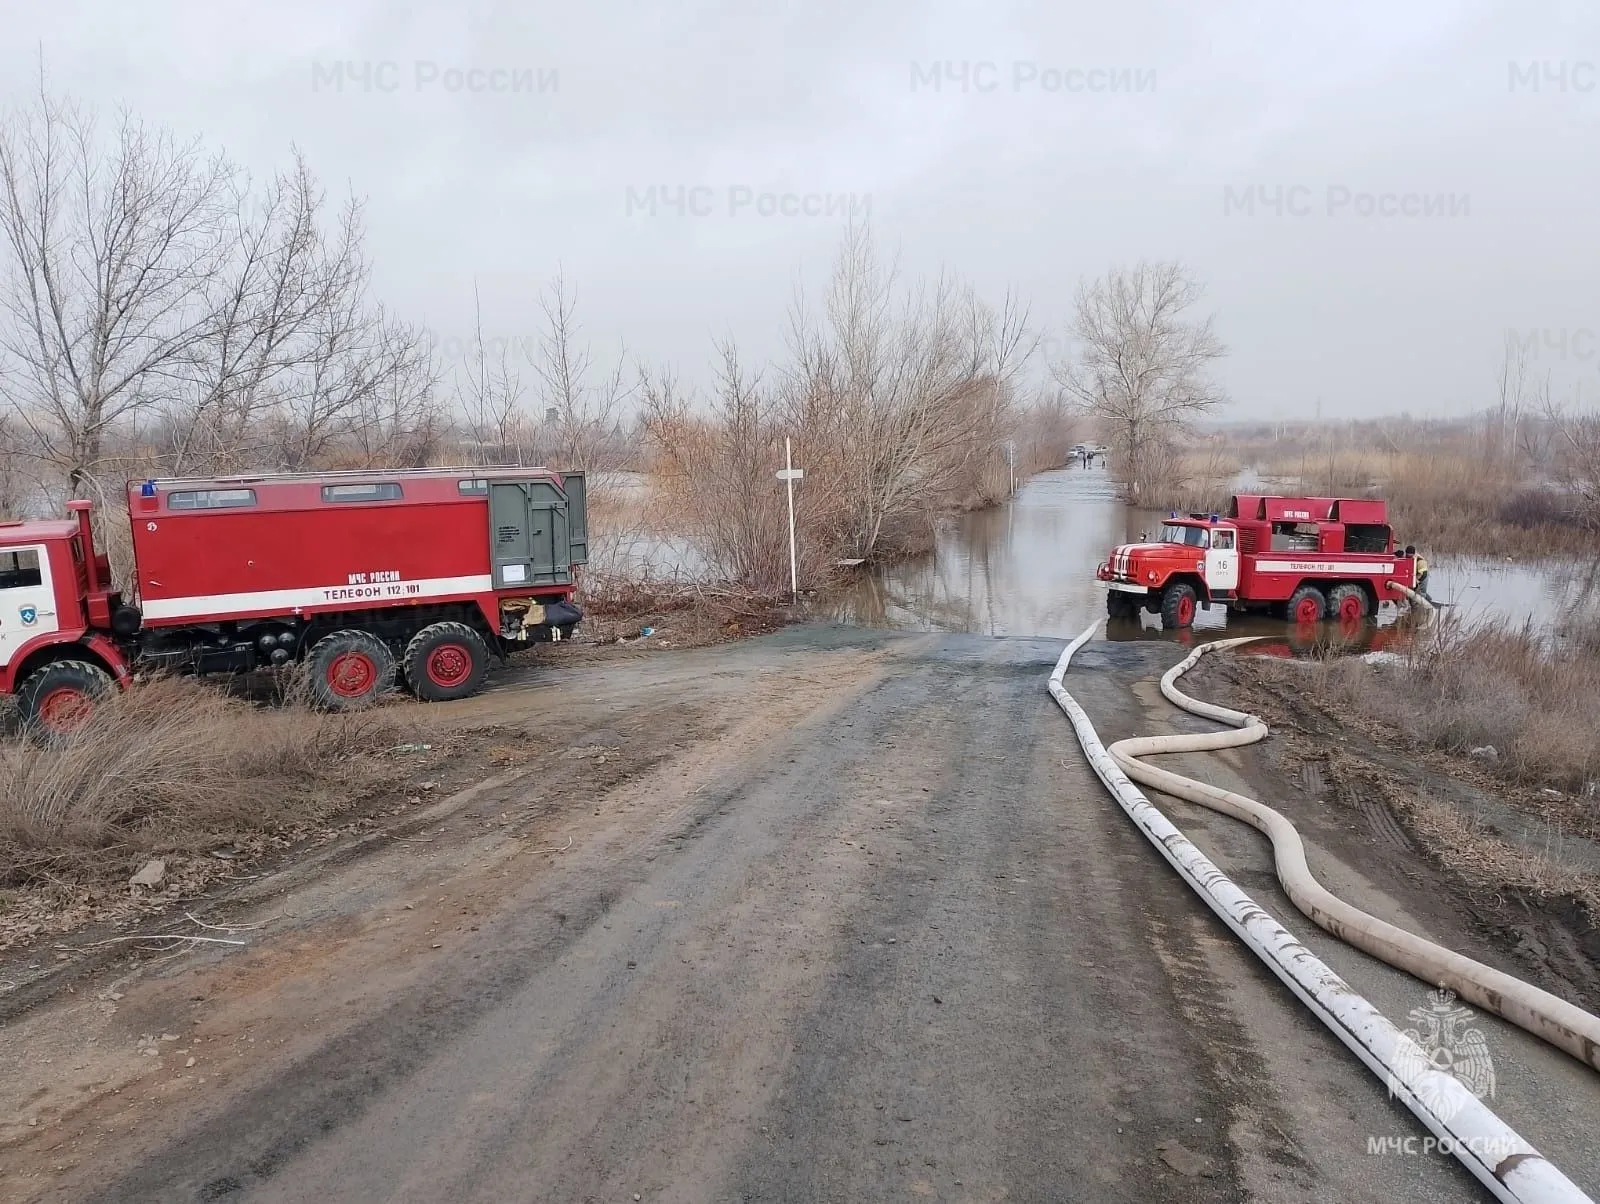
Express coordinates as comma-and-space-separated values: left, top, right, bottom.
1338, 594, 1363, 622
38, 687, 92, 733
1294, 596, 1321, 623
425, 643, 472, 688
327, 651, 377, 698
1176, 595, 1195, 626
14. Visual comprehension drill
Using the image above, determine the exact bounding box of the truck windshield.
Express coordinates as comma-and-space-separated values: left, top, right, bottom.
1160, 523, 1209, 548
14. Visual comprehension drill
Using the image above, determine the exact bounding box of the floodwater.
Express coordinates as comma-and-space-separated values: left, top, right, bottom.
830, 467, 1598, 645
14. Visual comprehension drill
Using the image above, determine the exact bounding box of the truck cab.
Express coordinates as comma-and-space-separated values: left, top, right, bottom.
1098, 512, 1237, 627
0, 503, 131, 731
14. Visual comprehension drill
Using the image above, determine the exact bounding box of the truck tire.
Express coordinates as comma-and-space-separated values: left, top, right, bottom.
1327, 583, 1369, 623
1160, 582, 1199, 629
1287, 584, 1328, 624
1106, 590, 1138, 621
403, 622, 490, 703
17, 660, 114, 738
306, 630, 396, 710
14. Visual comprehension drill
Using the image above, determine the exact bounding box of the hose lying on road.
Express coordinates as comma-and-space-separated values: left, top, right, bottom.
1049, 621, 1594, 1204
1110, 637, 1600, 1078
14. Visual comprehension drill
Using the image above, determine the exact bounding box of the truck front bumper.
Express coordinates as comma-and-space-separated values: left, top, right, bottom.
1106, 581, 1150, 594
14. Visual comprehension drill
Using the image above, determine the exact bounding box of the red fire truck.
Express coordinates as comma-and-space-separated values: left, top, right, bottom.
0, 466, 588, 733
1096, 494, 1418, 628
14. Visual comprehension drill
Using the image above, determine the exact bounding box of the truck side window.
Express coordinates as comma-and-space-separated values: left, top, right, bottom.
1211, 529, 1234, 551
322, 482, 403, 502
0, 548, 42, 589
167, 488, 257, 510
457, 479, 489, 495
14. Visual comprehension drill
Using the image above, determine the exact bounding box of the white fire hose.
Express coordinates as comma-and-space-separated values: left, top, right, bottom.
1049, 620, 1595, 1204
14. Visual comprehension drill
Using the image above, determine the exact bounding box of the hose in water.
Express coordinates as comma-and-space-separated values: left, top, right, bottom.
1049, 621, 1594, 1204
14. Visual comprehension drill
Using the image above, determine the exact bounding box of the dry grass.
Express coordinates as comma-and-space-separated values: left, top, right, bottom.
1277, 615, 1600, 796
0, 677, 408, 887
1396, 787, 1600, 913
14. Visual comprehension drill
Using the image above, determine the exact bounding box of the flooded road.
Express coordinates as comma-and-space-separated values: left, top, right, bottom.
832, 467, 1597, 642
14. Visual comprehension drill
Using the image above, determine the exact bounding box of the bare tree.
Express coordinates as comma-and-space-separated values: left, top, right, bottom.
454, 282, 527, 465
164, 153, 327, 475
0, 89, 232, 501
1, 88, 442, 494
345, 337, 445, 468
641, 345, 799, 590
529, 269, 632, 476
1487, 332, 1538, 477
1055, 262, 1228, 504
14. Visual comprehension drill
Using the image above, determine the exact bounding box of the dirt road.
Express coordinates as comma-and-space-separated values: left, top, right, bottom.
2, 627, 1596, 1202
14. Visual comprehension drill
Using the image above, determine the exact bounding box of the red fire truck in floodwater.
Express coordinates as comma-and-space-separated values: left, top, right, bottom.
0, 467, 588, 733
1097, 494, 1419, 629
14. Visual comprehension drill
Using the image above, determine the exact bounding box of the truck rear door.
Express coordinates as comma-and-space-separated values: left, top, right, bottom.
561, 471, 589, 566
487, 477, 587, 588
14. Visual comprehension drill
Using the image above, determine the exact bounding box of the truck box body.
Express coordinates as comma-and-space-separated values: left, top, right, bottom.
126, 468, 587, 628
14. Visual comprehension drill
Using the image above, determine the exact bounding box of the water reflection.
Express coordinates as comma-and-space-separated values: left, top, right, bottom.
830, 469, 1121, 638
1427, 555, 1600, 631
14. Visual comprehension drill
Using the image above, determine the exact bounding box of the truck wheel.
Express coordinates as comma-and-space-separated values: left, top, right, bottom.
1160, 582, 1199, 629
306, 630, 396, 709
17, 660, 114, 737
1327, 583, 1369, 623
1287, 585, 1328, 624
1106, 590, 1137, 621
403, 622, 490, 703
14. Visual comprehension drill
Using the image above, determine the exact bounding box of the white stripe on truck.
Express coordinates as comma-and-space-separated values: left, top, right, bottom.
1252, 561, 1395, 575
139, 574, 497, 621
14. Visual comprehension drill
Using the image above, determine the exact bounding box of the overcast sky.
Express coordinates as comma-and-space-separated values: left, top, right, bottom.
3, 0, 1597, 419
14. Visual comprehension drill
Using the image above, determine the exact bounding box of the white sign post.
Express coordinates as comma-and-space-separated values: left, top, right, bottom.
775, 436, 805, 600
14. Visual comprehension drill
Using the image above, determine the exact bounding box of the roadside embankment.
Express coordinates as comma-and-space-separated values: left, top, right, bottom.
1189, 632, 1600, 1016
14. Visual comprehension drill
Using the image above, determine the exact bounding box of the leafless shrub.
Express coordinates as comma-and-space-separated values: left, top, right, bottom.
642, 346, 811, 592
1546, 400, 1600, 533
639, 226, 1047, 592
